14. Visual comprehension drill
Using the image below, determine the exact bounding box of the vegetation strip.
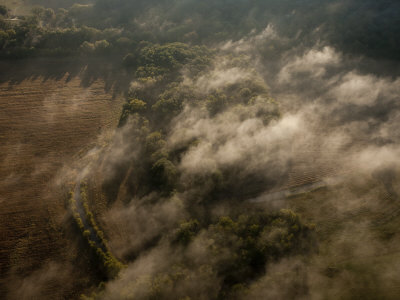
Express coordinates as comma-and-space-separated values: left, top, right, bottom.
69, 182, 123, 279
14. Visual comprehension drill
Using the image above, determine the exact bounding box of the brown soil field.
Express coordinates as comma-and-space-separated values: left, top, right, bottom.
0, 59, 123, 299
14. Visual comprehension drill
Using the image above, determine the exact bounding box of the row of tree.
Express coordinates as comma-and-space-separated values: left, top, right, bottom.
1, 0, 399, 60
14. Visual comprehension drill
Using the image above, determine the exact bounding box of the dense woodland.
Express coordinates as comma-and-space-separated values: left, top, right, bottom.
1, 0, 400, 299
0, 0, 399, 60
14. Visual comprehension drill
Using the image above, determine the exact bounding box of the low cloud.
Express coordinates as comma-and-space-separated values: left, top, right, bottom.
63, 18, 400, 300
278, 46, 341, 84
7, 262, 73, 300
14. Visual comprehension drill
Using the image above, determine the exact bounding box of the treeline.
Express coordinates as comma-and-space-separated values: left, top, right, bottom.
3, 0, 394, 298
1, 0, 399, 60
85, 211, 314, 299
98, 42, 281, 203
69, 183, 123, 280
92, 41, 304, 298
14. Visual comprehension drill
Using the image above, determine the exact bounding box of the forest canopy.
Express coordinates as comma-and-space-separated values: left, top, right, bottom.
0, 0, 399, 60
2, 0, 400, 299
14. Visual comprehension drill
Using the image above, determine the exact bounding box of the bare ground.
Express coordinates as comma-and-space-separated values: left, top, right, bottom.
0, 60, 123, 299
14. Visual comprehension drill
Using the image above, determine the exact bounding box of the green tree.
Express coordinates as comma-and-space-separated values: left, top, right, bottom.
123, 52, 136, 68
175, 219, 200, 245
94, 39, 110, 54
79, 41, 95, 54
151, 158, 177, 192
125, 98, 147, 113
206, 92, 227, 115
0, 5, 9, 17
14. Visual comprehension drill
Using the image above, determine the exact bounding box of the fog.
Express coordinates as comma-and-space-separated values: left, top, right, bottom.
1, 0, 400, 299
94, 27, 400, 298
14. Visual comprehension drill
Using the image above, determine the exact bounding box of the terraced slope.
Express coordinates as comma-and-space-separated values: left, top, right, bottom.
0, 61, 123, 299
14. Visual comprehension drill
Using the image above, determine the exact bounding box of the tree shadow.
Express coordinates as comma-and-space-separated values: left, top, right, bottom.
0, 56, 132, 98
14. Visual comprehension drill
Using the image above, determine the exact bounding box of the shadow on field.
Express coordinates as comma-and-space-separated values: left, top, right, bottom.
0, 57, 131, 97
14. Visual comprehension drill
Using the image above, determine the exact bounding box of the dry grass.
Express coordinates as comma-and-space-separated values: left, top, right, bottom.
0, 60, 123, 299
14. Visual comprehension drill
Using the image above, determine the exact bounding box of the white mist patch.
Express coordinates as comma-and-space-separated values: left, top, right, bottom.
186, 56, 259, 94
170, 105, 306, 176
41, 90, 93, 123
278, 46, 341, 83
330, 72, 400, 106
351, 145, 400, 173
105, 195, 185, 258
221, 24, 280, 53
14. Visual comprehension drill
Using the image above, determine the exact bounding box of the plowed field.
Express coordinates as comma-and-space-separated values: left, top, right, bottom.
0, 60, 123, 299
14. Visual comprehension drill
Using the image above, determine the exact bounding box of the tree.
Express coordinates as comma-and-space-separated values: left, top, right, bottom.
0, 30, 9, 49
120, 98, 147, 123
0, 5, 9, 17
145, 131, 165, 154
151, 157, 177, 192
43, 8, 55, 25
32, 6, 46, 19
122, 53, 136, 68
94, 39, 110, 54
175, 219, 200, 245
206, 92, 227, 115
79, 41, 95, 54
125, 98, 147, 113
